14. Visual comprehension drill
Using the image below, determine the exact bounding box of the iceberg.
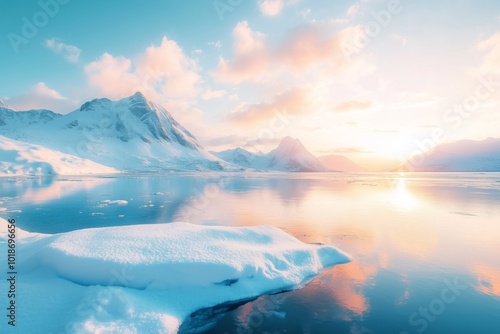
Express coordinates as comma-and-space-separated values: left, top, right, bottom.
0, 219, 349, 333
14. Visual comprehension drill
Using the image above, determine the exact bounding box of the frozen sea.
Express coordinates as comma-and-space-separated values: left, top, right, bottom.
1, 172, 500, 334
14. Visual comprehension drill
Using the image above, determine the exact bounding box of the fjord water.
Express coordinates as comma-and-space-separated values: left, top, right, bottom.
1, 173, 500, 333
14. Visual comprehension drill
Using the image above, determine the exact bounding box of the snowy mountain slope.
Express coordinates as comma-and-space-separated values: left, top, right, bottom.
0, 104, 60, 128
0, 135, 118, 176
213, 137, 330, 172
401, 137, 500, 172
0, 100, 10, 109
0, 92, 225, 172
319, 154, 368, 172
267, 137, 329, 172
211, 147, 268, 169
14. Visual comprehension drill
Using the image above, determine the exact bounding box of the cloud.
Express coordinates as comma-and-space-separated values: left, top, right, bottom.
258, 0, 303, 16
243, 136, 283, 149
44, 38, 81, 63
211, 22, 269, 84
333, 100, 373, 112
392, 33, 408, 46
258, 0, 285, 16
5, 82, 76, 113
212, 21, 372, 84
229, 87, 311, 124
85, 53, 141, 99
477, 32, 500, 74
202, 89, 226, 100
203, 134, 248, 148
137, 37, 201, 97
298, 8, 311, 19
84, 36, 201, 100
374, 129, 399, 133
208, 40, 221, 50
347, 3, 360, 17
320, 147, 372, 154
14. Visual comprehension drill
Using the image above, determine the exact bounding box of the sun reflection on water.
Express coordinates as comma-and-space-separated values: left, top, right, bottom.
391, 177, 418, 212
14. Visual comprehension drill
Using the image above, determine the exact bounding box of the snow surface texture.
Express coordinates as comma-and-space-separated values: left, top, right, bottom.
0, 135, 118, 176
213, 136, 330, 172
0, 219, 349, 333
0, 92, 226, 172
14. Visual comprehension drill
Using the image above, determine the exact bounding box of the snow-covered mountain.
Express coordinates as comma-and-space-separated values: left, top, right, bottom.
0, 92, 225, 172
213, 147, 265, 169
400, 137, 500, 172
0, 104, 60, 127
213, 137, 330, 172
319, 154, 368, 172
0, 135, 118, 176
0, 100, 10, 109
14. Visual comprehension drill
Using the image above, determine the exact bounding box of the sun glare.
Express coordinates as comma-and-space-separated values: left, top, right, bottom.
390, 177, 418, 212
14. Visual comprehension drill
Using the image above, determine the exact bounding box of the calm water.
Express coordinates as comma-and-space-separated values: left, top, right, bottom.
1, 173, 500, 334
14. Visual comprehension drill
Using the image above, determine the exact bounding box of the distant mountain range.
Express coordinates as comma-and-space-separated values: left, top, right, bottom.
1, 92, 498, 175
318, 154, 368, 172
399, 137, 500, 172
212, 136, 330, 172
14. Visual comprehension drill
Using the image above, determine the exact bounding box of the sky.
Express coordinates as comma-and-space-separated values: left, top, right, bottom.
1, 0, 499, 170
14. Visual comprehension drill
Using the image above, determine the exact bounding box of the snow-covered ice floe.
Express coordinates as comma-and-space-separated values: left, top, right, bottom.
0, 219, 350, 333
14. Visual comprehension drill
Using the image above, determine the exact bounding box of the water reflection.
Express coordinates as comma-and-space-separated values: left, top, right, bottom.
1, 173, 500, 333
391, 178, 418, 212
474, 264, 500, 297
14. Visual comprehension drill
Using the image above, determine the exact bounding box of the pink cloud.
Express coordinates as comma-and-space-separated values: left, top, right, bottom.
85, 53, 141, 99
211, 22, 270, 84
333, 100, 373, 112
477, 32, 500, 74
258, 0, 285, 16
136, 37, 200, 97
5, 82, 77, 113
84, 37, 201, 100
202, 89, 226, 100
229, 87, 312, 124
212, 21, 371, 84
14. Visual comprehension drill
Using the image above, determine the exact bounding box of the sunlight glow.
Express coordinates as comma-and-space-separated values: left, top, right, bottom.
390, 178, 418, 212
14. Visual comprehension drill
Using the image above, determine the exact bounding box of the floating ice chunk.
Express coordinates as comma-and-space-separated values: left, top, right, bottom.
100, 199, 128, 206
0, 219, 349, 333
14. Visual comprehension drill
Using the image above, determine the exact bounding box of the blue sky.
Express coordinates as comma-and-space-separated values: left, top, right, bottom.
1, 0, 499, 168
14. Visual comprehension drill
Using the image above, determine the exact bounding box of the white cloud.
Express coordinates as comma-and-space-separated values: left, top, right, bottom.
44, 38, 81, 63
202, 89, 226, 100
392, 33, 408, 46
258, 0, 285, 16
477, 32, 500, 74
208, 40, 222, 50
347, 3, 360, 17
298, 8, 311, 19
258, 0, 302, 17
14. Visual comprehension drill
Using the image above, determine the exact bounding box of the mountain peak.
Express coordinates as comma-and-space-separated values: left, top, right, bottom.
281, 136, 297, 144
79, 97, 112, 112
129, 91, 148, 103
276, 136, 304, 153
0, 99, 11, 109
